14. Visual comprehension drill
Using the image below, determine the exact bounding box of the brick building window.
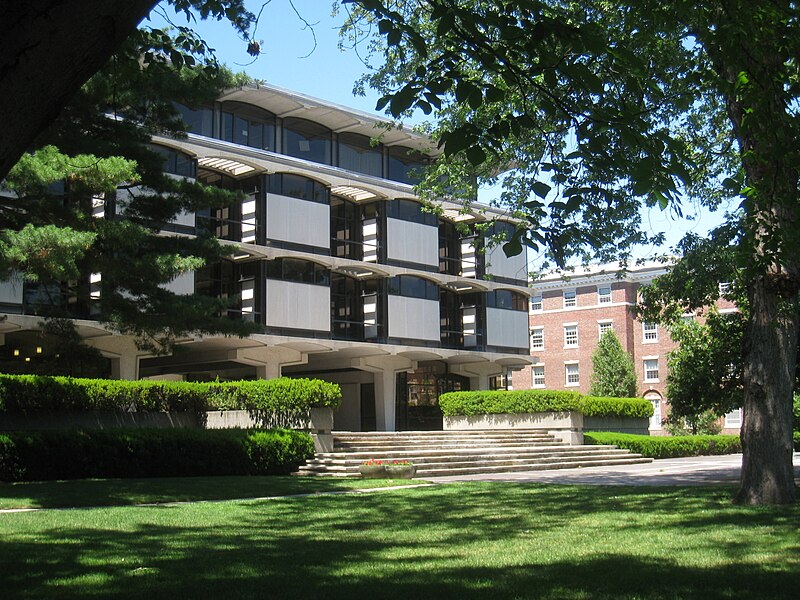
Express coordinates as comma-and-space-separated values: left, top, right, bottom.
565, 362, 580, 386
643, 322, 658, 342
643, 358, 659, 382
532, 365, 545, 387
563, 289, 576, 308
598, 321, 613, 339
564, 324, 578, 347
530, 327, 544, 350
598, 285, 612, 304
724, 408, 742, 427
647, 394, 662, 429
530, 295, 542, 312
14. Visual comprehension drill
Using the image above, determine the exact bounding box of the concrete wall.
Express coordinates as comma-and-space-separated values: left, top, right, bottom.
388, 295, 439, 341
265, 279, 330, 331
386, 218, 438, 267
162, 271, 195, 296
265, 192, 330, 249
486, 307, 529, 349
445, 411, 584, 444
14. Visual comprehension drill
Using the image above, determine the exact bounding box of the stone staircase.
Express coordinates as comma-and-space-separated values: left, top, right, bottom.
295, 429, 652, 477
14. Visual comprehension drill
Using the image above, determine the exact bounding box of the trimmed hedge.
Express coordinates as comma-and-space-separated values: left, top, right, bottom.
584, 432, 741, 459
438, 390, 653, 419
0, 428, 314, 482
0, 375, 341, 427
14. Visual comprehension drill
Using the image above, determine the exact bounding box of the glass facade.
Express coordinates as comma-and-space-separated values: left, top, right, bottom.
283, 117, 332, 164
338, 132, 383, 177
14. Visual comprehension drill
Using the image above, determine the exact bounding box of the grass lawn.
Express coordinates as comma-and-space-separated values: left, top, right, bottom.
1, 482, 798, 599
0, 475, 421, 510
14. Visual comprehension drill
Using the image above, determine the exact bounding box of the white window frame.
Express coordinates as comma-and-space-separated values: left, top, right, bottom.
597, 285, 612, 304
565, 361, 580, 387
530, 327, 544, 351
642, 321, 658, 343
719, 282, 731, 295
598, 320, 613, 339
563, 289, 577, 308
564, 323, 578, 348
643, 357, 660, 383
531, 364, 545, 388
530, 294, 543, 312
724, 408, 743, 428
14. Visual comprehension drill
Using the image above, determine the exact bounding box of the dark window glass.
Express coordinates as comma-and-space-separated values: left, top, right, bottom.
487, 289, 526, 311
175, 104, 213, 136
387, 146, 429, 184
269, 173, 329, 204
283, 118, 331, 164
266, 258, 329, 286
151, 145, 196, 179
387, 275, 439, 301
386, 199, 438, 227
338, 132, 383, 177
220, 102, 276, 151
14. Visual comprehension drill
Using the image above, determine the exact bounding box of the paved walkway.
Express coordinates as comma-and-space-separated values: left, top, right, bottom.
427, 453, 800, 486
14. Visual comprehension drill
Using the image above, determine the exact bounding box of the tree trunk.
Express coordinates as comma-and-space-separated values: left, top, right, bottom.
736, 277, 798, 505
0, 0, 156, 182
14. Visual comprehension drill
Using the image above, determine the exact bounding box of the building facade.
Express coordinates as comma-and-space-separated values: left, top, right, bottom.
511, 264, 742, 434
0, 83, 532, 432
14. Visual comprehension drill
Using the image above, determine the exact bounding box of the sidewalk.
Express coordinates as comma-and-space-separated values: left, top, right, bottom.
427, 453, 800, 486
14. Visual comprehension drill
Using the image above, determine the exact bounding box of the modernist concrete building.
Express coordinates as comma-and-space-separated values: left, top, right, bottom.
511, 263, 742, 434
0, 84, 532, 431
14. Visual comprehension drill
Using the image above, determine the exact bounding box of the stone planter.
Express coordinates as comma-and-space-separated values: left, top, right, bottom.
358, 464, 387, 479
384, 464, 416, 479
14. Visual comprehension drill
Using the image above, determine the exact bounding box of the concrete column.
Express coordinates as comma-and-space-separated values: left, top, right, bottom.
111, 353, 140, 381
87, 335, 147, 381
255, 363, 282, 380
373, 369, 396, 431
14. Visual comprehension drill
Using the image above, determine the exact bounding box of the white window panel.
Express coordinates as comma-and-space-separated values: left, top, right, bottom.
532, 365, 545, 387
724, 408, 742, 428
564, 324, 578, 347
598, 321, 613, 338
530, 327, 544, 350
530, 295, 542, 312
644, 358, 659, 382
643, 322, 658, 342
598, 285, 612, 304
563, 289, 576, 308
565, 362, 580, 386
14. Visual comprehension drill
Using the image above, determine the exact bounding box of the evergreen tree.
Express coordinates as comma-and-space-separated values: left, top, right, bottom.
589, 331, 637, 398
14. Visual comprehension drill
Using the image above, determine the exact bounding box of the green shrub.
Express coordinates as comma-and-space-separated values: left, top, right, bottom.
0, 374, 341, 424
794, 431, 800, 451
0, 428, 314, 482
584, 432, 741, 459
438, 390, 652, 419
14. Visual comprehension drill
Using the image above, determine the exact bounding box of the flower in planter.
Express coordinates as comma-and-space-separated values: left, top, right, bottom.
361, 459, 385, 466
389, 460, 413, 466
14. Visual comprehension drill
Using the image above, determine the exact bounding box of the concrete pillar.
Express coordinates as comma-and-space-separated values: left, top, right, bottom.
374, 369, 396, 431
87, 335, 147, 381
255, 363, 282, 380
111, 353, 140, 380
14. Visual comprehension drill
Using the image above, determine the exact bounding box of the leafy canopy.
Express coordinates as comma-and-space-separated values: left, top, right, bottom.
589, 330, 638, 398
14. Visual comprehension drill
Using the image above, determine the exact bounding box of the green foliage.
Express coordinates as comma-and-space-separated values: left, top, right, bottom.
664, 310, 746, 420
0, 374, 342, 425
589, 331, 638, 398
663, 410, 723, 436
438, 390, 652, 419
584, 432, 741, 459
0, 428, 314, 482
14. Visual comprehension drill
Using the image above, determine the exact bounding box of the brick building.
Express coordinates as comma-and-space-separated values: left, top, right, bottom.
510, 263, 742, 434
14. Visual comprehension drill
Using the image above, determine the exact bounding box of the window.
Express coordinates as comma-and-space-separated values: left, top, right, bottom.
532, 365, 545, 387
530, 327, 544, 350
266, 258, 330, 286
530, 294, 542, 312
282, 117, 332, 164
150, 145, 196, 179
385, 199, 438, 226
643, 358, 659, 382
598, 321, 613, 339
565, 362, 580, 386
643, 322, 658, 342
387, 146, 429, 184
724, 408, 743, 428
220, 102, 276, 151
564, 324, 578, 348
719, 282, 732, 295
387, 275, 439, 301
563, 289, 576, 308
598, 285, 612, 304
487, 290, 527, 311
269, 173, 329, 204
338, 132, 383, 177
175, 103, 214, 137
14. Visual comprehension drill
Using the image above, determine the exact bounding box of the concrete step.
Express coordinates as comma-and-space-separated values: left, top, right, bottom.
306, 446, 625, 462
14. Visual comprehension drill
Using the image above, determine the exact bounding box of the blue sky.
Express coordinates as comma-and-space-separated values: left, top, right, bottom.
149, 1, 729, 263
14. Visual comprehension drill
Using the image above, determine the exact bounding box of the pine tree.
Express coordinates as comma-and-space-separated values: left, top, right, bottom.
589, 331, 637, 398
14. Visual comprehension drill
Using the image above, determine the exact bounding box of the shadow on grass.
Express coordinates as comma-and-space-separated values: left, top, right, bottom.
0, 475, 419, 509
1, 484, 797, 599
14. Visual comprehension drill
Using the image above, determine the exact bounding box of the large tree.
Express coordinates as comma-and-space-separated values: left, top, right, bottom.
345, 0, 799, 504
0, 1, 253, 183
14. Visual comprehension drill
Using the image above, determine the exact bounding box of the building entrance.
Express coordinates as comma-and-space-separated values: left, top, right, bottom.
395, 362, 470, 430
